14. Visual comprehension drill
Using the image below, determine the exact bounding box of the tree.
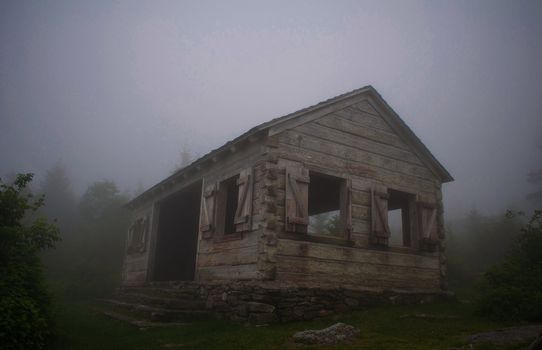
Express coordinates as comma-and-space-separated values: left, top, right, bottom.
0, 174, 60, 349
79, 180, 125, 221
172, 144, 193, 173
39, 163, 77, 230
477, 210, 542, 321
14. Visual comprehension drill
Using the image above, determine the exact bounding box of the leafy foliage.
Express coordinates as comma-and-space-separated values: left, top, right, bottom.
0, 174, 60, 349
308, 212, 342, 236
476, 210, 542, 321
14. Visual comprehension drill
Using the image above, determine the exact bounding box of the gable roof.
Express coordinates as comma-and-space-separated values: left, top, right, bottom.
127, 85, 453, 208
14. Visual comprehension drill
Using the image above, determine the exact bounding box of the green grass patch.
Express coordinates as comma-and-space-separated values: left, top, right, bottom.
48, 300, 528, 350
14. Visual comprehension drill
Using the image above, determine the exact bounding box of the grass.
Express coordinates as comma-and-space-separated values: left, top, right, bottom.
47, 297, 531, 350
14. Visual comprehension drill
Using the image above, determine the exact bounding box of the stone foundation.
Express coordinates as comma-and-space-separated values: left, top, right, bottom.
115, 281, 450, 324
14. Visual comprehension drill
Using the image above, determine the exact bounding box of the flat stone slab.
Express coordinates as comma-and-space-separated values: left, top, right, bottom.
467, 325, 542, 345
101, 310, 190, 329
293, 322, 360, 345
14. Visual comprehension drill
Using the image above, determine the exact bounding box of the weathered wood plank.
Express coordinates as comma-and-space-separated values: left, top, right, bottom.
352, 204, 370, 220
317, 114, 410, 151
268, 92, 369, 136
332, 107, 392, 132
275, 255, 440, 285
197, 264, 260, 280
350, 232, 370, 247
198, 229, 260, 253
352, 190, 370, 206
298, 121, 423, 166
330, 106, 393, 133
354, 100, 380, 116
197, 244, 258, 267
276, 239, 440, 269
352, 218, 370, 234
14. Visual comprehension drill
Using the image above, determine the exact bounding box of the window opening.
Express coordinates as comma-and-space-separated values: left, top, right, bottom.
388, 209, 403, 245
307, 171, 343, 236
387, 189, 415, 247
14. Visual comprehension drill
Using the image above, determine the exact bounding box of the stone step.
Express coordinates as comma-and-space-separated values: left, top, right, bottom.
113, 291, 205, 310
100, 309, 191, 328
99, 298, 210, 322
117, 286, 201, 300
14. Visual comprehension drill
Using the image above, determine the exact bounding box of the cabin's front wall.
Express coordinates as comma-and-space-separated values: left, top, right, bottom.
263, 97, 446, 293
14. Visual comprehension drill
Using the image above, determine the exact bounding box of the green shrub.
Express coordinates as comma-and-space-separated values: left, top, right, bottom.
477, 210, 542, 321
0, 174, 60, 349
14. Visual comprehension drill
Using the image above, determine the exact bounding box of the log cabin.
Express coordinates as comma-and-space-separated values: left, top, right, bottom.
118, 86, 453, 322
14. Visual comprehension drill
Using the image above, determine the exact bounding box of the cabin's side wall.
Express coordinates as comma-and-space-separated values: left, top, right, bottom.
265, 98, 446, 293
121, 137, 268, 285
195, 142, 268, 281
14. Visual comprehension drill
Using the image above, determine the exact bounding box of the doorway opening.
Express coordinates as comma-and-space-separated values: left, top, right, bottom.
152, 180, 202, 281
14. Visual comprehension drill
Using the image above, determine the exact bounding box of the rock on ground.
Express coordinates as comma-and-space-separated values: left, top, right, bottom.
468, 325, 542, 346
292, 322, 360, 345
528, 331, 542, 350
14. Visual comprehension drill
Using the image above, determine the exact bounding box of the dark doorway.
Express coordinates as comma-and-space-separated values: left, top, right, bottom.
153, 181, 201, 281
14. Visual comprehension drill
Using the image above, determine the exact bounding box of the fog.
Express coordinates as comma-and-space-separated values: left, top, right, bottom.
1, 0, 541, 219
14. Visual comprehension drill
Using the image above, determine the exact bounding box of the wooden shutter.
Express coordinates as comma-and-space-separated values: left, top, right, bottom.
126, 221, 137, 254
370, 188, 390, 246
341, 179, 353, 240
140, 216, 149, 252
127, 216, 149, 254
285, 165, 309, 233
199, 181, 217, 239
234, 167, 253, 232
418, 202, 438, 251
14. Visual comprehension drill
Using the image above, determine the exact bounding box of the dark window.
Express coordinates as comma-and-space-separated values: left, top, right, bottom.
387, 189, 415, 247
308, 171, 343, 236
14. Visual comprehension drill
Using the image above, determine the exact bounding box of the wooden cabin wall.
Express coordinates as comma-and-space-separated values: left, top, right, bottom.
194, 143, 267, 281
265, 99, 446, 293
122, 138, 268, 284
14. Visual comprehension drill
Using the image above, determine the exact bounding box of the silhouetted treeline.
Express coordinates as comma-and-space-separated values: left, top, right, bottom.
38, 164, 131, 300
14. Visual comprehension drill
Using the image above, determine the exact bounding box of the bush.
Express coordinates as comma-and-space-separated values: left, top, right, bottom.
0, 174, 60, 349
477, 210, 542, 321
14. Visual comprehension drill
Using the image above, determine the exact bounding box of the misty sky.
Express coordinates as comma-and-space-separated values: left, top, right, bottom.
1, 0, 541, 219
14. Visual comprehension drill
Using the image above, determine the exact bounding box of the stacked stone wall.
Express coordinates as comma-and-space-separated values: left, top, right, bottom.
119, 281, 449, 324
